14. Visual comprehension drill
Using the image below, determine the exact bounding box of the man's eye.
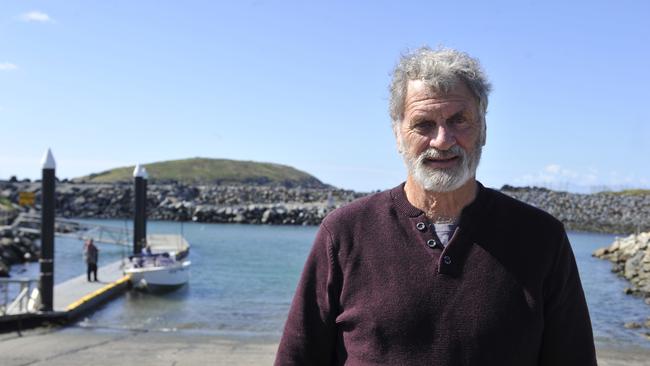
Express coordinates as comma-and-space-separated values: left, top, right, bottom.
413, 121, 434, 132
449, 116, 467, 125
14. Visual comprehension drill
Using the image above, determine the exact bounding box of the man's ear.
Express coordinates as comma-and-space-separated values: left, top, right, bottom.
481, 120, 487, 147
393, 123, 403, 153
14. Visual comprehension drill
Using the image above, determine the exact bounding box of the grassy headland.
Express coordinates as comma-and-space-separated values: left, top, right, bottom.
77, 157, 327, 188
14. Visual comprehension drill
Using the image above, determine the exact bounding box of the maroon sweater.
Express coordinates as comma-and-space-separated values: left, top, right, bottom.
275, 183, 597, 366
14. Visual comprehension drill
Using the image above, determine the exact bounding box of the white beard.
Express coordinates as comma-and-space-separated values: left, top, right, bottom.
400, 141, 482, 193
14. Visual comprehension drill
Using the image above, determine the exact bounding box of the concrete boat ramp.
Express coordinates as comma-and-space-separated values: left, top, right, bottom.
0, 234, 189, 332
55, 260, 129, 313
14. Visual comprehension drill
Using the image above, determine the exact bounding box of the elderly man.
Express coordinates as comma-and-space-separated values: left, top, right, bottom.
275, 47, 596, 365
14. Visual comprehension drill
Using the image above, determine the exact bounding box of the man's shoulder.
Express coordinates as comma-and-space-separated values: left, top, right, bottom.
482, 186, 564, 233
478, 187, 569, 276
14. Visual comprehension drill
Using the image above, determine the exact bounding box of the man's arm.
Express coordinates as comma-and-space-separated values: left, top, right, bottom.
274, 224, 341, 366
538, 230, 597, 365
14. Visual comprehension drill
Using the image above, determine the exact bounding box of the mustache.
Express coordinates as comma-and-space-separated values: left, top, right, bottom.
418, 146, 465, 161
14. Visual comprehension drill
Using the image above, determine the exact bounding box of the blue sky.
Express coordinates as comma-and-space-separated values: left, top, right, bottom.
1, 0, 648, 192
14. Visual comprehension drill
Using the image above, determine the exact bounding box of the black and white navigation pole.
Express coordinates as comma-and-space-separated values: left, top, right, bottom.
40, 149, 56, 311
133, 164, 148, 255
142, 167, 148, 241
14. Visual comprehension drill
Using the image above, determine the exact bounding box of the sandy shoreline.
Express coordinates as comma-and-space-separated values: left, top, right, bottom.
1, 326, 649, 366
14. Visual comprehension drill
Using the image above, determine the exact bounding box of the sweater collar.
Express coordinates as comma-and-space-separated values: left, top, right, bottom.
389, 180, 489, 222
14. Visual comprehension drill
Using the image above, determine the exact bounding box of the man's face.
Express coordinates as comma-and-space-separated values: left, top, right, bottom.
397, 79, 484, 192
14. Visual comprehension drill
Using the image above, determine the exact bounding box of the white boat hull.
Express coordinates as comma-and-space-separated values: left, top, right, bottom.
126, 260, 191, 287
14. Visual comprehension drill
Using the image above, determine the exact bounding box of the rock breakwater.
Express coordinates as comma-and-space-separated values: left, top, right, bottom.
593, 232, 650, 299
0, 228, 40, 277
1, 181, 366, 226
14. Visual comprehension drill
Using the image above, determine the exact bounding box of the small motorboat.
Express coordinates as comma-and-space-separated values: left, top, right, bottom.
125, 252, 191, 289
124, 234, 191, 290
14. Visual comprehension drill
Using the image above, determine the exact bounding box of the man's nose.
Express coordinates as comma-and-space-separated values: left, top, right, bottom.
429, 125, 456, 150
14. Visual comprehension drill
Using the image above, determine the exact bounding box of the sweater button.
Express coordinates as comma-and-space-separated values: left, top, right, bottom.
443, 255, 452, 265
416, 222, 426, 231
426, 239, 437, 248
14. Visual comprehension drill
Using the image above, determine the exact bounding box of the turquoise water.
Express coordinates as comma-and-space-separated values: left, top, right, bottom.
12, 221, 650, 348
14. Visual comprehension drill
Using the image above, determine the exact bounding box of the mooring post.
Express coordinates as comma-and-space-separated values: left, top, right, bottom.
133, 164, 147, 254
40, 149, 56, 311
142, 167, 148, 241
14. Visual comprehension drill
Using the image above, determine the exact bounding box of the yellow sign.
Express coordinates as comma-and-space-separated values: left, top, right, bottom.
18, 192, 35, 206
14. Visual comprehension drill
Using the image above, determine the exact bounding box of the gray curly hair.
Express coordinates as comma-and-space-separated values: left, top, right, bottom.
389, 47, 492, 134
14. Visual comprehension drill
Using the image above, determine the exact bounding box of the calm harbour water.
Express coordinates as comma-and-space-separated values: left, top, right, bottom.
12, 220, 650, 348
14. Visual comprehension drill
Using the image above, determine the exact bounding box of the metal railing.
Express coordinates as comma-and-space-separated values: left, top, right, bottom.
11, 212, 132, 246
0, 278, 40, 315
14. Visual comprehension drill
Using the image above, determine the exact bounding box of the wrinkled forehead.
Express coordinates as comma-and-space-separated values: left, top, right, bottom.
404, 79, 479, 118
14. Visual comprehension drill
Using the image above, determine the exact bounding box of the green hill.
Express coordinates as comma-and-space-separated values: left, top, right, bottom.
78, 157, 328, 188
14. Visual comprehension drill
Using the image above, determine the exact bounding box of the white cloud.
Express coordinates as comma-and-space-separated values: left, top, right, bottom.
19, 11, 53, 23
0, 62, 18, 71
